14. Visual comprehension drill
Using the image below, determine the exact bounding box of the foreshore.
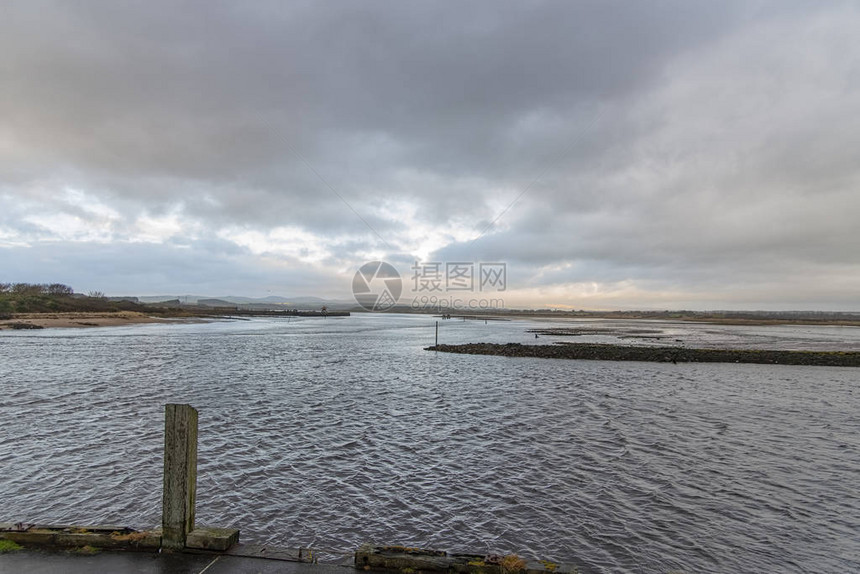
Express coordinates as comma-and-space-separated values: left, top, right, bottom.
427, 342, 860, 367
0, 312, 203, 330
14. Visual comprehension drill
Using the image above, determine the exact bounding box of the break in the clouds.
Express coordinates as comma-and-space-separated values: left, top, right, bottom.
1, 1, 859, 310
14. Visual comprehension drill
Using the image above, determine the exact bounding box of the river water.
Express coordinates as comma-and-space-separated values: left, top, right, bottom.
1, 314, 858, 573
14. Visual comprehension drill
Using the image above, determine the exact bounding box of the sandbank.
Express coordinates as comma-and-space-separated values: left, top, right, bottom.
0, 312, 204, 330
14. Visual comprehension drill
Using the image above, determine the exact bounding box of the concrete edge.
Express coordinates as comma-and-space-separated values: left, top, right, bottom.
3, 526, 585, 572
186, 526, 240, 551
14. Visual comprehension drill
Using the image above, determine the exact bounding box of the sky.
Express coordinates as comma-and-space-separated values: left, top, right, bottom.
2, 1, 859, 310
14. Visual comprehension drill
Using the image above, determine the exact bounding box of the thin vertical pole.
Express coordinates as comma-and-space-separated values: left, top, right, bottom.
162, 404, 198, 549
435, 321, 438, 347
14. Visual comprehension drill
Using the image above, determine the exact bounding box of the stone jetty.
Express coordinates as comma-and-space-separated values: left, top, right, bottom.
426, 342, 860, 367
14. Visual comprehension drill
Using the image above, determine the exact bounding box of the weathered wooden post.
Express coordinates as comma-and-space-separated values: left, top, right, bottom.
162, 403, 198, 550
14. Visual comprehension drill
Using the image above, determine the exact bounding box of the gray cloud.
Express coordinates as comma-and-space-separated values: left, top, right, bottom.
1, 1, 858, 308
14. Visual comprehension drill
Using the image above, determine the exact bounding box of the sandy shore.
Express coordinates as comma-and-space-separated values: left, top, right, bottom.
0, 312, 201, 330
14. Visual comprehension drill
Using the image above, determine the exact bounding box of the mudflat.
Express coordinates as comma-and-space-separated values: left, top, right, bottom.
0, 311, 194, 330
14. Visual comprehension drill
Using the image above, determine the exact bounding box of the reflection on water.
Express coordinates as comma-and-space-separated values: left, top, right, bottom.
1, 314, 858, 573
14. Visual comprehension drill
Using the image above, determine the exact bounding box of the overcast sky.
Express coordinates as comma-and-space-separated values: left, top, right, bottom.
2, 1, 859, 310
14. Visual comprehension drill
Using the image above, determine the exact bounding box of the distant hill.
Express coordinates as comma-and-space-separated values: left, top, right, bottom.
132, 293, 355, 310
138, 295, 190, 304
137, 294, 331, 305
219, 295, 329, 305
196, 298, 238, 308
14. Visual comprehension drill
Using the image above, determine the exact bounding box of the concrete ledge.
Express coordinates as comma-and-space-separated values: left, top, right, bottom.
355, 545, 580, 574
185, 526, 239, 551
4, 524, 584, 572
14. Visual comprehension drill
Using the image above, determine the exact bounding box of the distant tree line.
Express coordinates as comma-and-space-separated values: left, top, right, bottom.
0, 282, 129, 315
0, 282, 75, 296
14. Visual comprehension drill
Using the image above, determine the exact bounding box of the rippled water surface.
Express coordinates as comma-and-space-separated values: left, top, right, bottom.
1, 314, 858, 573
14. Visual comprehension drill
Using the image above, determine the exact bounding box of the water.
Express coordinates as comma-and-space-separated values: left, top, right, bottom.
1, 314, 858, 573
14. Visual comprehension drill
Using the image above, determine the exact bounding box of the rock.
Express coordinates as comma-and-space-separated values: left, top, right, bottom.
7, 322, 44, 330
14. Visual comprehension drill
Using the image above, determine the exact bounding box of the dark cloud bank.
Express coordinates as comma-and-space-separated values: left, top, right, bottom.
1, 1, 858, 309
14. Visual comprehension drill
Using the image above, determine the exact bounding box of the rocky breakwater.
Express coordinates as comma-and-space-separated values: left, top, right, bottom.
426, 343, 860, 367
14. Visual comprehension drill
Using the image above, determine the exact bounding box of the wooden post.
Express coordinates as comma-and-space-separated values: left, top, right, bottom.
162, 404, 198, 549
